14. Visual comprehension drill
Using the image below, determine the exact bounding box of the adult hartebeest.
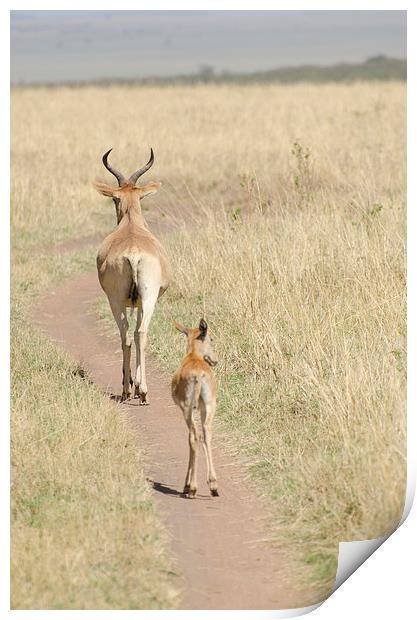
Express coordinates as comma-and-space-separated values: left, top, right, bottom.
171, 319, 219, 498
94, 148, 170, 403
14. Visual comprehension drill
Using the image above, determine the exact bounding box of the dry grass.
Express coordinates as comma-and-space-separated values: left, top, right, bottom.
11, 250, 179, 609
150, 199, 405, 595
12, 81, 406, 603
11, 82, 405, 247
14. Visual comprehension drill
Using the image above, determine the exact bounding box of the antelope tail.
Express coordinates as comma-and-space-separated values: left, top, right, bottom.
127, 257, 140, 316
191, 375, 202, 415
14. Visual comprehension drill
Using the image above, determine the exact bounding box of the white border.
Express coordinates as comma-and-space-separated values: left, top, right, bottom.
4, 2, 413, 619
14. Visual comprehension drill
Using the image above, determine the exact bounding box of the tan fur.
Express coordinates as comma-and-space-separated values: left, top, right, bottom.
94, 177, 170, 403
171, 320, 219, 498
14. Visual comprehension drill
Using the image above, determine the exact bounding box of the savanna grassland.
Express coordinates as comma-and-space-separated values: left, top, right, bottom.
11, 81, 406, 606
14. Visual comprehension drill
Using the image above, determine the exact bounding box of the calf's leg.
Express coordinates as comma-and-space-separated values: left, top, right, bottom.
201, 400, 219, 496
184, 412, 198, 498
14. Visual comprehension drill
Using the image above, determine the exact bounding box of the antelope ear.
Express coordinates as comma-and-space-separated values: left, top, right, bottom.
173, 320, 188, 335
198, 319, 208, 340
137, 182, 162, 199
92, 181, 117, 197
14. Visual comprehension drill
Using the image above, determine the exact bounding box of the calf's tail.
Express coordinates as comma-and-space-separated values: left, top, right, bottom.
191, 375, 202, 416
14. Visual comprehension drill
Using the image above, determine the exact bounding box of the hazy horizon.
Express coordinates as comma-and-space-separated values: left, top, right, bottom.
11, 10, 406, 84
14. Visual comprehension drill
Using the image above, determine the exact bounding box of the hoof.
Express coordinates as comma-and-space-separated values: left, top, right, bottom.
210, 488, 219, 497
187, 488, 197, 499
139, 392, 149, 405
121, 391, 131, 402
135, 386, 149, 405
183, 485, 190, 495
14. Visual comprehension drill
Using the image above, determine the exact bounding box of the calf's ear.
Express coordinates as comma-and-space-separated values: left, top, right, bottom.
198, 319, 208, 340
173, 320, 189, 335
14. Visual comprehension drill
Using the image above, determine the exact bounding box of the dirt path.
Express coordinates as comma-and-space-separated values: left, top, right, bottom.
34, 269, 299, 610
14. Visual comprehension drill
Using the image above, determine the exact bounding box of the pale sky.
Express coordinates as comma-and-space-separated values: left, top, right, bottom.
10, 10, 407, 84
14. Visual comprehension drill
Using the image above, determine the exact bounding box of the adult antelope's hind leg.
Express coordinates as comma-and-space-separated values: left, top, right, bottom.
108, 298, 132, 401
201, 400, 219, 496
133, 305, 143, 400
134, 284, 159, 404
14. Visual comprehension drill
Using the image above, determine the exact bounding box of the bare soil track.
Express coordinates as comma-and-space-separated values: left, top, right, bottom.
34, 264, 301, 610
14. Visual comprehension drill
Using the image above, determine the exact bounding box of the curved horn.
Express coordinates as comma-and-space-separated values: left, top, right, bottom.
102, 149, 126, 186
128, 148, 155, 185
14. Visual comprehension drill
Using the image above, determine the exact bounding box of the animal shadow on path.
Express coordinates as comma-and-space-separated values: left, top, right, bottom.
149, 480, 213, 501
108, 392, 146, 405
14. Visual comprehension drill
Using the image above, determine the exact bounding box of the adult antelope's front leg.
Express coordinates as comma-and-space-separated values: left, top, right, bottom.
109, 299, 132, 401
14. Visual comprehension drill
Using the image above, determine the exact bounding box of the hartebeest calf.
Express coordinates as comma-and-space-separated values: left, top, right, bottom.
94, 148, 170, 403
171, 319, 219, 498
